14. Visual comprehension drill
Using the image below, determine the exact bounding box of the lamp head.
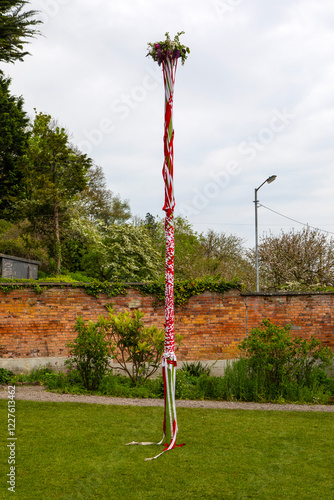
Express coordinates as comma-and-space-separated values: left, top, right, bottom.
266, 175, 277, 184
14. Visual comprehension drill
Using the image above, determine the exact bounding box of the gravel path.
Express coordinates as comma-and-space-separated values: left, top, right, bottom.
1, 385, 334, 412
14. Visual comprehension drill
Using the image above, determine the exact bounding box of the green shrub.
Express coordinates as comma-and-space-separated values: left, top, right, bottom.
67, 272, 95, 282
0, 219, 13, 235
0, 368, 14, 384
26, 367, 53, 381
289, 335, 333, 385
180, 360, 211, 378
194, 373, 224, 400
102, 308, 167, 383
97, 372, 163, 398
174, 370, 194, 399
65, 317, 114, 391
43, 369, 88, 394
239, 319, 333, 387
229, 320, 334, 403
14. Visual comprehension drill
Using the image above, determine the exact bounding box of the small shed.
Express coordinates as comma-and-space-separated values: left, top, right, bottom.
0, 254, 41, 280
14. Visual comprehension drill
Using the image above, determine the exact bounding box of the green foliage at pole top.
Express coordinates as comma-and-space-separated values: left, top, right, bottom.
146, 31, 190, 66
0, 1, 41, 64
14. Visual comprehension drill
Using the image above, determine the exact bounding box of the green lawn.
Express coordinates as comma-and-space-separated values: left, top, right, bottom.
1, 400, 334, 499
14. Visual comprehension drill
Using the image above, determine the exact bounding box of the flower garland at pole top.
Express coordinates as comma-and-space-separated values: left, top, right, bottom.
126, 32, 189, 460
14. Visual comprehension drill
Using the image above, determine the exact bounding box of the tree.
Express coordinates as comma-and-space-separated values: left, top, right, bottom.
142, 215, 254, 284
143, 212, 160, 241
81, 223, 161, 282
0, 1, 41, 64
255, 227, 334, 289
20, 111, 92, 273
52, 164, 131, 274
0, 75, 29, 219
198, 229, 253, 283
78, 164, 131, 226
0, 218, 48, 265
59, 202, 104, 274
142, 214, 201, 279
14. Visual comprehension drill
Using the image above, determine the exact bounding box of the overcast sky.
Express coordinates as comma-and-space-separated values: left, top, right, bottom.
4, 0, 334, 247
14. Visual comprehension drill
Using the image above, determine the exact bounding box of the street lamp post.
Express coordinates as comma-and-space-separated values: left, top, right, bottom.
255, 175, 277, 292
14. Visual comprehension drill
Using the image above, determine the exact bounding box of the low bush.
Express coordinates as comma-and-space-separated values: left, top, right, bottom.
102, 308, 167, 383
239, 319, 333, 388
180, 360, 211, 378
65, 317, 114, 391
219, 319, 334, 403
98, 372, 163, 399
219, 359, 332, 404
0, 367, 14, 384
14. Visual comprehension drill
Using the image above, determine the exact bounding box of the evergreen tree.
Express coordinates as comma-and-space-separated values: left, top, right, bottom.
0, 75, 29, 219
0, 0, 41, 64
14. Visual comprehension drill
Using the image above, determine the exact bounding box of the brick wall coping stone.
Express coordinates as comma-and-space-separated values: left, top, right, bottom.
0, 282, 150, 287
1, 282, 334, 298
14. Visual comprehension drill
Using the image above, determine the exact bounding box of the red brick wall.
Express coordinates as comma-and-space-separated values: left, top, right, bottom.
0, 286, 333, 359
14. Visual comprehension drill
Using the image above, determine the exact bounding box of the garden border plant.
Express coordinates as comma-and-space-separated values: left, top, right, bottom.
101, 307, 168, 383
65, 316, 115, 391
63, 308, 174, 390
234, 319, 334, 402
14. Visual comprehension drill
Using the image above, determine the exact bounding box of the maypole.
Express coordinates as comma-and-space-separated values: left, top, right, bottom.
149, 32, 189, 459
126, 32, 189, 460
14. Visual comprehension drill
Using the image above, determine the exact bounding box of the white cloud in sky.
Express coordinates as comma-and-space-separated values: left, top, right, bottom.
3, 0, 334, 246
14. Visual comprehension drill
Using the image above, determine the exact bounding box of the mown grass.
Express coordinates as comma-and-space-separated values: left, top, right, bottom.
1, 399, 333, 499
